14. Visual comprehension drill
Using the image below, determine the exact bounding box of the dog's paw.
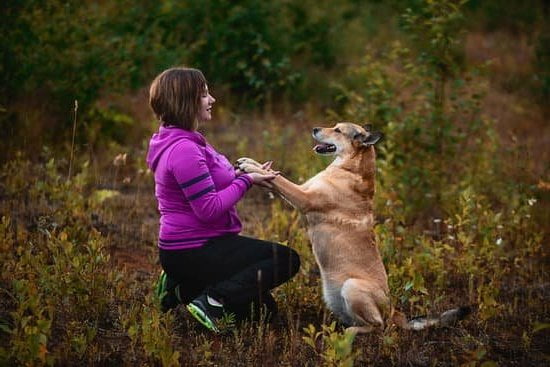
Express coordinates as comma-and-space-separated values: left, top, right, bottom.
235, 157, 265, 173
240, 162, 266, 174
236, 157, 263, 168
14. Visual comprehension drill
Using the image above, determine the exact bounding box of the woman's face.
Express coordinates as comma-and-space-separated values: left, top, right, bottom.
198, 85, 216, 122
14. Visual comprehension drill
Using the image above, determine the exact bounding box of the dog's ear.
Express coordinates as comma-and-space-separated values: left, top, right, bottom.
363, 124, 372, 132
361, 131, 383, 146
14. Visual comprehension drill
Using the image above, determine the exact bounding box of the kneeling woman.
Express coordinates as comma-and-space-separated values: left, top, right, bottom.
146, 67, 300, 332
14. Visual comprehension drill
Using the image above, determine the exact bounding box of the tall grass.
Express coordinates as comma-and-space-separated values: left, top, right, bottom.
0, 110, 547, 365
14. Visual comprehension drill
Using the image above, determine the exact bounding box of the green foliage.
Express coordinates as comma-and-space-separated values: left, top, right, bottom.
157, 0, 299, 105
303, 322, 360, 367
0, 0, 367, 146
84, 106, 135, 148
0, 154, 120, 364
401, 0, 467, 75
136, 305, 180, 366
331, 0, 498, 220
0, 155, 177, 366
1, 1, 141, 108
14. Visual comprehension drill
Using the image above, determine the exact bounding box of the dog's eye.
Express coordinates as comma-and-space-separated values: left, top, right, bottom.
334, 128, 341, 133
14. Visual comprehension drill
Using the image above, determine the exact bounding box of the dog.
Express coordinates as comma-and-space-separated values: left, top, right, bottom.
237, 122, 470, 334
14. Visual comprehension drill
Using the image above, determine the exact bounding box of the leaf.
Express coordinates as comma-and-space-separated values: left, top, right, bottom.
532, 322, 550, 333
59, 231, 68, 241
91, 189, 120, 204
0, 323, 12, 334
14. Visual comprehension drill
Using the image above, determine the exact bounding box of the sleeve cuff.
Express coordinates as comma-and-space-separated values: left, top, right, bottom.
236, 174, 253, 189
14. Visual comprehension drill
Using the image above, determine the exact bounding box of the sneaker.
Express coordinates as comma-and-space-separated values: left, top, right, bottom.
155, 271, 181, 312
186, 294, 227, 333
155, 270, 168, 301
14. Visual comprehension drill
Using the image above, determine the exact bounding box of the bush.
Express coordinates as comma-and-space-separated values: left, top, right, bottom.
0, 1, 352, 119
330, 0, 497, 219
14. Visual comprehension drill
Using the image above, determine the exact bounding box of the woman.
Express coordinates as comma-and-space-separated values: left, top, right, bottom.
146, 67, 300, 332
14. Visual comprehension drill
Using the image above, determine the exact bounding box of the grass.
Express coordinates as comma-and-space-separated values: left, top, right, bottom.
0, 111, 548, 365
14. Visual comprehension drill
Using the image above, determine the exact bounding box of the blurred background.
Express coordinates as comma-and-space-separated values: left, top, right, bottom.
1, 0, 548, 163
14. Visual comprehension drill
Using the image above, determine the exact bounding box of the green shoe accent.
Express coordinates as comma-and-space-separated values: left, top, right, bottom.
156, 271, 167, 301
186, 303, 220, 333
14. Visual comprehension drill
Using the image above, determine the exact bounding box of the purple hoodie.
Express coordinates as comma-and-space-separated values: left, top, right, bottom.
146, 126, 253, 250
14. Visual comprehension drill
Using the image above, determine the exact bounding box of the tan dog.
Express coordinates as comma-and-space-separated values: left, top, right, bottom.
237, 122, 469, 334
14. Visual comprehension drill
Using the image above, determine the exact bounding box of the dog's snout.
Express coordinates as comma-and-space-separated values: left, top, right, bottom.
313, 127, 321, 135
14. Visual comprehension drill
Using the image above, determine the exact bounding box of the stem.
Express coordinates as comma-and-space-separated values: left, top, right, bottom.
435, 66, 447, 154
68, 100, 78, 182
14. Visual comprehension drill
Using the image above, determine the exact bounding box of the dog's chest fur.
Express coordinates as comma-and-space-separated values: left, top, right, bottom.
303, 166, 372, 213
301, 162, 384, 284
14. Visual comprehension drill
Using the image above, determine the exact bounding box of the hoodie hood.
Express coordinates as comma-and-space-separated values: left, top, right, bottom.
146, 126, 206, 171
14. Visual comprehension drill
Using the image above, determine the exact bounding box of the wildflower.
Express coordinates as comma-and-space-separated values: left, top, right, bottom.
113, 153, 127, 166
527, 198, 537, 206
496, 238, 503, 246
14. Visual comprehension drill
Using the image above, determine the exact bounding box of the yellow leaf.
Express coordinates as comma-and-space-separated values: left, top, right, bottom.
91, 189, 120, 204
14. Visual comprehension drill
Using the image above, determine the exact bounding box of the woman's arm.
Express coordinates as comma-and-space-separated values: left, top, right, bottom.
169, 142, 252, 222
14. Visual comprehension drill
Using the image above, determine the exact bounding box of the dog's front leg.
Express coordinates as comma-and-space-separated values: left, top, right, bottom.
269, 175, 316, 212
236, 157, 316, 212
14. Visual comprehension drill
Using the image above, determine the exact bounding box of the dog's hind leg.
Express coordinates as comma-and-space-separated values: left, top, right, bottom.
341, 278, 389, 334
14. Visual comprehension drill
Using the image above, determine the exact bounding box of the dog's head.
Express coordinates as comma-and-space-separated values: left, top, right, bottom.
312, 122, 382, 157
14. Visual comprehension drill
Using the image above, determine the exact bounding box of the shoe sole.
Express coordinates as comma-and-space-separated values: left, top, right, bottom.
186, 303, 220, 333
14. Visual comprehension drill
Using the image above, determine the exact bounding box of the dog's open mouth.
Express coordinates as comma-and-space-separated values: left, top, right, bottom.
313, 143, 337, 154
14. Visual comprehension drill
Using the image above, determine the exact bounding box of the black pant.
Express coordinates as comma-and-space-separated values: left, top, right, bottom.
159, 234, 300, 319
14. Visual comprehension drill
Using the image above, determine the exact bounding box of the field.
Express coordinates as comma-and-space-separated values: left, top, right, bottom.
1, 1, 549, 366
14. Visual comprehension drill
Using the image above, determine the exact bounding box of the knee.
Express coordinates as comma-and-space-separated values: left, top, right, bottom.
286, 248, 301, 277
273, 245, 301, 279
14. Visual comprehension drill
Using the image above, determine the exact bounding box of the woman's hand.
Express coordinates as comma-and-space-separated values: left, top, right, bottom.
235, 158, 279, 188
235, 161, 278, 176
250, 161, 279, 188
248, 171, 277, 187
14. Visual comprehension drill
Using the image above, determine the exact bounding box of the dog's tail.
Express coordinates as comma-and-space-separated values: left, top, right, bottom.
391, 306, 472, 331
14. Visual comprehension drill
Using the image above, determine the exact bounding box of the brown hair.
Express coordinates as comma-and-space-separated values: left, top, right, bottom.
149, 67, 207, 130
